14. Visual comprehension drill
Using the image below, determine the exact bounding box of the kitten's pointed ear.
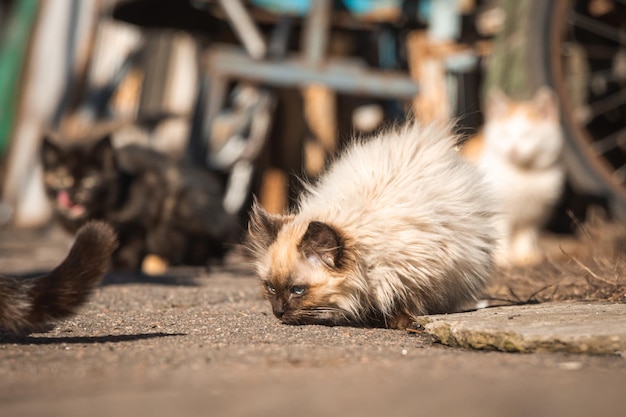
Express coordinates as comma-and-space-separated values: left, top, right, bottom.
485, 88, 510, 119
298, 221, 343, 269
246, 198, 292, 254
41, 136, 62, 167
93, 134, 116, 170
532, 86, 560, 121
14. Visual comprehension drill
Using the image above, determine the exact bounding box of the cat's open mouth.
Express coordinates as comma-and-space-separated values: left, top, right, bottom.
56, 191, 86, 218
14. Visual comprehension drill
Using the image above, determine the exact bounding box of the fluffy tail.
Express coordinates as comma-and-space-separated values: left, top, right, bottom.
0, 221, 118, 333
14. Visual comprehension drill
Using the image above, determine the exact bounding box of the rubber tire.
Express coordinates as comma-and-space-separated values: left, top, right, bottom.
525, 0, 626, 218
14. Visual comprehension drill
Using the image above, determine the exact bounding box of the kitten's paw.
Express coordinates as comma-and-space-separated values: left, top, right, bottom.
142, 254, 169, 276
510, 239, 544, 267
503, 228, 545, 267
387, 311, 417, 330
495, 250, 543, 268
510, 249, 544, 267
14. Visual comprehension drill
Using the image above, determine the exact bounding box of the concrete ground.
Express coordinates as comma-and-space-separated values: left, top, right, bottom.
1, 226, 625, 417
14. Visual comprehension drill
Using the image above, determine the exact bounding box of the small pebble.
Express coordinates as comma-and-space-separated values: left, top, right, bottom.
557, 361, 583, 370
401, 349, 408, 356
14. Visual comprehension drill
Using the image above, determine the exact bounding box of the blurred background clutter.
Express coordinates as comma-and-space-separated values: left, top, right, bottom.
0, 0, 625, 242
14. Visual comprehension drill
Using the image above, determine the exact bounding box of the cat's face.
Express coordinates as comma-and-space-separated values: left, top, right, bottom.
484, 87, 563, 170
246, 203, 361, 326
41, 135, 118, 220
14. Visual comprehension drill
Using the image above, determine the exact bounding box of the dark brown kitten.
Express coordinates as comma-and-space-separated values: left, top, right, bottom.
41, 134, 240, 271
0, 221, 117, 333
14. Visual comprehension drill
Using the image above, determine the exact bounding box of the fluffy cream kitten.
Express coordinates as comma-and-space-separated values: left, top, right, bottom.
246, 122, 498, 329
463, 88, 564, 266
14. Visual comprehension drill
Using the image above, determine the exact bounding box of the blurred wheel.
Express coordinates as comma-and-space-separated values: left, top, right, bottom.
533, 0, 626, 217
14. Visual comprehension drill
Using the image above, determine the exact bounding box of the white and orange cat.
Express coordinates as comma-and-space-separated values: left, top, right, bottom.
246, 122, 498, 329
462, 87, 565, 266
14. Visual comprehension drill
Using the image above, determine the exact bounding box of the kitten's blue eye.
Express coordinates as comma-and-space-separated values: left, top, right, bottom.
265, 282, 276, 293
291, 285, 306, 296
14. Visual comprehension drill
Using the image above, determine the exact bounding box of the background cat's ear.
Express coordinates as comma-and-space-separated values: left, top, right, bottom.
247, 199, 292, 253
93, 135, 116, 170
532, 86, 560, 121
485, 88, 510, 119
41, 136, 62, 167
298, 221, 343, 269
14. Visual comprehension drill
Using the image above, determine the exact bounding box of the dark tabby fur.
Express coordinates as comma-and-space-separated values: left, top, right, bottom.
0, 221, 117, 333
41, 134, 240, 271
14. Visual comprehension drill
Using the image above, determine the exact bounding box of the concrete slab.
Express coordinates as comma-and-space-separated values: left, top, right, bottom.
416, 302, 626, 354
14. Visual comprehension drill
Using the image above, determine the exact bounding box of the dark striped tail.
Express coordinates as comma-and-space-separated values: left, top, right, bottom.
0, 221, 117, 333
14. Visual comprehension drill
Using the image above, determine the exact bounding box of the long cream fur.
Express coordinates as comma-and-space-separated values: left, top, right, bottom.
247, 122, 498, 328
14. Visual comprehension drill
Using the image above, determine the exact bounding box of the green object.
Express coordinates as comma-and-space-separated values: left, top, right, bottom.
483, 0, 533, 100
0, 0, 39, 155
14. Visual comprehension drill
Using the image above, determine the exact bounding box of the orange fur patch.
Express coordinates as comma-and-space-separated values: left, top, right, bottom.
459, 131, 484, 162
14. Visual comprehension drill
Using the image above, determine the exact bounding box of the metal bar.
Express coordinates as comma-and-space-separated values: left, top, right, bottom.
588, 89, 626, 120
205, 46, 419, 99
591, 128, 626, 156
203, 73, 229, 139
570, 12, 626, 46
217, 0, 267, 59
301, 0, 332, 66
